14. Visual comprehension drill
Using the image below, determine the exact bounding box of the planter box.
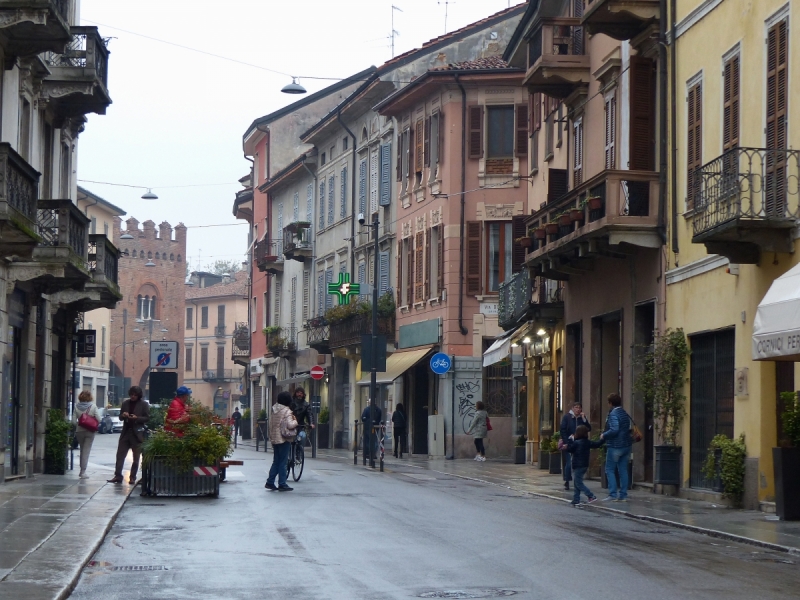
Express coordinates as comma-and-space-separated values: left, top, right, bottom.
539, 451, 550, 470
773, 447, 800, 521
44, 453, 66, 475
317, 423, 330, 449
587, 197, 603, 210
549, 452, 562, 474
141, 457, 220, 497
654, 445, 682, 485
545, 223, 559, 235
557, 214, 571, 226
518, 237, 533, 248
241, 418, 252, 440
533, 228, 547, 240
569, 209, 584, 222
513, 446, 526, 464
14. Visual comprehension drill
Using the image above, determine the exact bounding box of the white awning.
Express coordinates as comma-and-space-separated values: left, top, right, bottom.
357, 347, 433, 385
753, 263, 800, 361
482, 329, 518, 367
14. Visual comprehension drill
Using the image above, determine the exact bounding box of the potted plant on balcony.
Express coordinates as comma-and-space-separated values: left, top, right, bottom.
634, 328, 690, 489
703, 433, 747, 507
533, 226, 547, 240
587, 196, 603, 210
544, 221, 559, 235
557, 212, 571, 227
241, 408, 252, 440
516, 236, 533, 249
569, 206, 585, 223
774, 392, 800, 520
513, 435, 527, 464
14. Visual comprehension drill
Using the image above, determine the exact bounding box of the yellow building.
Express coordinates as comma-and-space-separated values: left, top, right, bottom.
666, 0, 797, 507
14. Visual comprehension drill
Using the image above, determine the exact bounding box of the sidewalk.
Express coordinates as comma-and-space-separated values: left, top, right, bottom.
318, 448, 800, 554
0, 466, 134, 600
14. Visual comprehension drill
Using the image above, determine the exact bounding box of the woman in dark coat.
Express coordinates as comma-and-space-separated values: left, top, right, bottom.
392, 403, 407, 458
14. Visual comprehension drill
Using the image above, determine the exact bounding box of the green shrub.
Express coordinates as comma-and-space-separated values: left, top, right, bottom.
515, 435, 527, 447
780, 391, 800, 447
258, 409, 268, 421
44, 409, 70, 473
242, 408, 251, 420
377, 292, 396, 318
263, 325, 282, 335
702, 433, 747, 506
318, 406, 330, 424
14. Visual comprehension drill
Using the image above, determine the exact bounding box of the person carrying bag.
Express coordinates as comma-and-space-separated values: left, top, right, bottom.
73, 391, 100, 479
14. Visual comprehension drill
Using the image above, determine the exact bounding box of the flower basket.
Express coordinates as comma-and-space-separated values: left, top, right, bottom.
544, 222, 559, 235
533, 227, 547, 240
587, 196, 603, 210
569, 208, 584, 222
557, 213, 571, 227
518, 236, 533, 248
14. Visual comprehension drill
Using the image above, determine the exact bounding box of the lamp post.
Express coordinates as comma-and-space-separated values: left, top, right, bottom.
368, 212, 380, 469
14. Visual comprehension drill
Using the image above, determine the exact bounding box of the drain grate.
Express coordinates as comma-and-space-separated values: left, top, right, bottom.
418, 590, 518, 598
109, 565, 170, 572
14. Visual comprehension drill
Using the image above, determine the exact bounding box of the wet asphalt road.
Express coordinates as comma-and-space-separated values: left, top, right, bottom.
68, 446, 798, 600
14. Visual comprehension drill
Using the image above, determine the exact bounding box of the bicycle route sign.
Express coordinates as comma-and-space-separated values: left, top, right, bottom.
430, 353, 452, 375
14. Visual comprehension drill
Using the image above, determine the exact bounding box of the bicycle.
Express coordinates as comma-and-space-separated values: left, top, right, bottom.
287, 425, 307, 481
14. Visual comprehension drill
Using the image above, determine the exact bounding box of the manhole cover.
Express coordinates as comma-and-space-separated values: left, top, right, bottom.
110, 565, 170, 572
418, 590, 518, 598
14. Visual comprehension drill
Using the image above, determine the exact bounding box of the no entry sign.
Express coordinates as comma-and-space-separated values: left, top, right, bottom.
310, 365, 325, 380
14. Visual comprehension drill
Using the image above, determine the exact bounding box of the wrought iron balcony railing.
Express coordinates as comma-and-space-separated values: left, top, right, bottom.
267, 326, 297, 353
0, 142, 40, 254
498, 272, 565, 330
202, 369, 235, 383
214, 325, 226, 337
37, 199, 89, 260
283, 221, 312, 262
525, 17, 590, 98
232, 322, 250, 359
689, 147, 800, 263
87, 233, 120, 296
329, 315, 395, 350
306, 318, 330, 353
42, 26, 111, 120
0, 1, 71, 57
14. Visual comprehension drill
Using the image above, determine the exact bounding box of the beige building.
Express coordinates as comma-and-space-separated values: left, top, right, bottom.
75, 187, 126, 407
184, 271, 249, 416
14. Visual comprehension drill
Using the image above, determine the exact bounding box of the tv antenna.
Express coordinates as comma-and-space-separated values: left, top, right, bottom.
391, 5, 403, 58
438, 1, 455, 34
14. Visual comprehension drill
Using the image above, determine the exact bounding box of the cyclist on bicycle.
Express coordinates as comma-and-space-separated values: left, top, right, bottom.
290, 387, 314, 445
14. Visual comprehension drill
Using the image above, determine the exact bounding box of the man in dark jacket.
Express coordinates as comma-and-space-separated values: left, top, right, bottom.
108, 386, 150, 485
290, 387, 314, 445
559, 402, 591, 490
600, 393, 632, 502
361, 401, 382, 461
232, 408, 242, 438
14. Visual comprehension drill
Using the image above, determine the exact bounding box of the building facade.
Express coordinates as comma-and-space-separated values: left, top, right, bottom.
109, 218, 186, 403
1, 1, 115, 481
184, 271, 248, 415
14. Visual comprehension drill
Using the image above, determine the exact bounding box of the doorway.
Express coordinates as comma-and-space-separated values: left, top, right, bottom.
4, 327, 22, 478
634, 302, 656, 482
411, 363, 429, 454
591, 312, 622, 428
689, 329, 735, 488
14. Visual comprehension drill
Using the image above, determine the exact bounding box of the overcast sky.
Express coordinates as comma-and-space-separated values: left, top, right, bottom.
77, 0, 523, 272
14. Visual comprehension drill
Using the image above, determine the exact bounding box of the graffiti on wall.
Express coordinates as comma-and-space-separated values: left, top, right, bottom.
456, 379, 481, 433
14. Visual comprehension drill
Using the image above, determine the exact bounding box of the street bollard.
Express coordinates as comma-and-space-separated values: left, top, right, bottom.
353, 420, 359, 465
379, 423, 386, 472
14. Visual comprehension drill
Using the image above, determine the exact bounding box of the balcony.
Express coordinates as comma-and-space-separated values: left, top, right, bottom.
306, 318, 330, 354
83, 233, 121, 309
202, 369, 236, 383
524, 17, 590, 99
582, 0, 660, 41
254, 239, 283, 275
41, 26, 110, 123
214, 325, 226, 338
524, 170, 661, 277
329, 314, 395, 351
0, 142, 41, 258
267, 326, 297, 355
231, 322, 250, 365
283, 221, 312, 262
690, 148, 800, 264
498, 271, 564, 330
0, 0, 71, 58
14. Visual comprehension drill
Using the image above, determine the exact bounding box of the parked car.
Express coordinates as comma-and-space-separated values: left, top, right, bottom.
96, 408, 114, 434
106, 408, 123, 433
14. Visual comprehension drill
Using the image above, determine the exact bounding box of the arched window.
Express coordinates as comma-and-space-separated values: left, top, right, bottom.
139, 250, 145, 258
137, 285, 159, 320
361, 127, 368, 142
136, 294, 143, 318
177, 254, 182, 262
148, 251, 152, 259
170, 253, 174, 261
155, 252, 160, 260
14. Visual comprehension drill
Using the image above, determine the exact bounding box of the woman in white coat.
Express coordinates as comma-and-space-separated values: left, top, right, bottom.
73, 390, 100, 479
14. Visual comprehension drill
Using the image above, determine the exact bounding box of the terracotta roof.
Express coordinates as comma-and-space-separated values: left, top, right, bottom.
383, 3, 526, 68
433, 56, 512, 71
185, 270, 248, 300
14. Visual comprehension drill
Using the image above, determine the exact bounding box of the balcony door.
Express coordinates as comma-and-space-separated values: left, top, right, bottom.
216, 346, 225, 380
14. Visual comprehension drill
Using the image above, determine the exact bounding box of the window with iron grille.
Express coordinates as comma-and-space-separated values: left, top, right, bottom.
483, 339, 513, 416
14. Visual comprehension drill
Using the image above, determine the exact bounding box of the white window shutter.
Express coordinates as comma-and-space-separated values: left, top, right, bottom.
358, 158, 367, 215
379, 143, 391, 206
325, 268, 333, 310
302, 270, 310, 321
370, 148, 379, 214
317, 273, 324, 316
274, 280, 281, 325
340, 166, 347, 219
358, 262, 366, 299
306, 183, 313, 224
318, 181, 325, 229
293, 192, 299, 221
328, 175, 335, 225
379, 251, 390, 295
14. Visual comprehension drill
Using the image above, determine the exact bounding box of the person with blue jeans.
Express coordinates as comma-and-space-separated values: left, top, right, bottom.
265, 392, 297, 491
600, 393, 632, 501
563, 424, 604, 505
560, 402, 591, 490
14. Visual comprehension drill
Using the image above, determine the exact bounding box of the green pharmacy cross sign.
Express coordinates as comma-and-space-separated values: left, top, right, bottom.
328, 272, 360, 305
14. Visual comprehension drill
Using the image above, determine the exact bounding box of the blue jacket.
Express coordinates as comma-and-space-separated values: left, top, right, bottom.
602, 407, 632, 449
559, 411, 592, 441
564, 437, 605, 469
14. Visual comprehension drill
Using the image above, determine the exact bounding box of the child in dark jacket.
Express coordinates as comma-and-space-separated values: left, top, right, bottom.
564, 425, 605, 505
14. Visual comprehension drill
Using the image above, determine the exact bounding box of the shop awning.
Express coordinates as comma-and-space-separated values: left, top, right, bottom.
483, 323, 533, 367
357, 346, 433, 385
754, 262, 800, 361
276, 374, 310, 390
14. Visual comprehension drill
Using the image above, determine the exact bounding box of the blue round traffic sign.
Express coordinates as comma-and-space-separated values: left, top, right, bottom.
430, 353, 452, 375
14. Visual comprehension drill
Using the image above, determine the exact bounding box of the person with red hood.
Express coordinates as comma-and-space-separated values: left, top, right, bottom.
165, 386, 192, 436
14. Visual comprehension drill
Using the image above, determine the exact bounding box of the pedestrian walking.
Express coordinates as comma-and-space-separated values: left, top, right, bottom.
361, 401, 383, 459
391, 403, 407, 458
563, 425, 604, 505
73, 391, 100, 479
107, 386, 150, 485
466, 401, 488, 461
559, 402, 591, 490
232, 407, 242, 438
600, 393, 633, 502
265, 391, 297, 491
290, 387, 314, 445
165, 386, 192, 436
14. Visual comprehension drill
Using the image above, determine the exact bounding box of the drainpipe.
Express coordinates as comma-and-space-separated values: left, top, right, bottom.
658, 0, 668, 243
337, 110, 358, 276
670, 0, 678, 255
455, 74, 469, 337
